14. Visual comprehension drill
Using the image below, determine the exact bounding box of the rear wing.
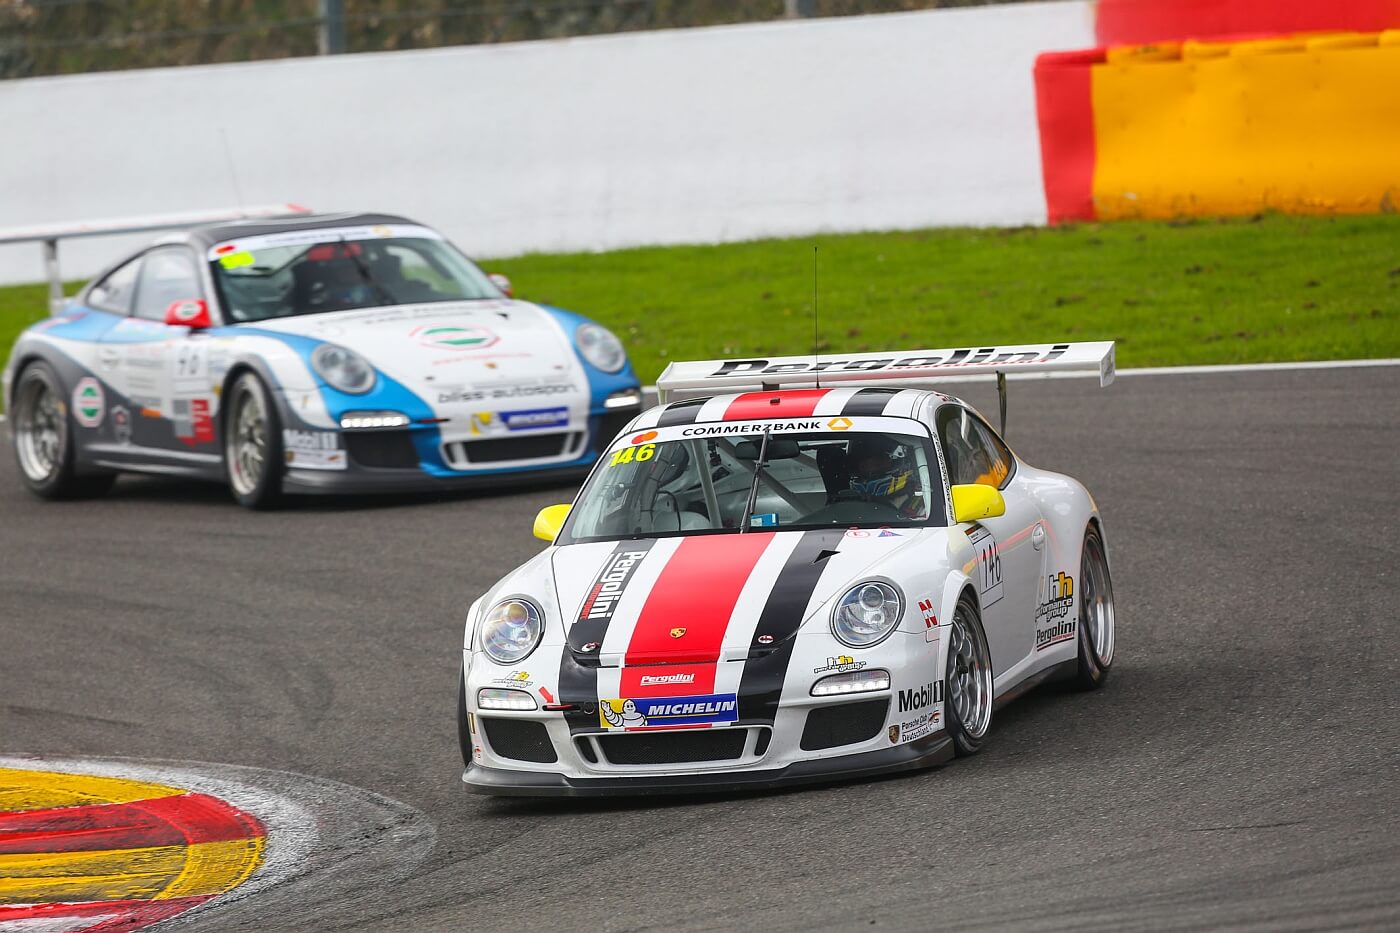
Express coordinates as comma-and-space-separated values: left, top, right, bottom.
656, 341, 1115, 434
0, 204, 311, 313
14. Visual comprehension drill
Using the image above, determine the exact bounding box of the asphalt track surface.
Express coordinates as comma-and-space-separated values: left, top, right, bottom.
2, 366, 1397, 932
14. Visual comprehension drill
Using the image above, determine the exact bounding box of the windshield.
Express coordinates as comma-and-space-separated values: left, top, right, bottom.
207, 223, 501, 323
559, 420, 947, 544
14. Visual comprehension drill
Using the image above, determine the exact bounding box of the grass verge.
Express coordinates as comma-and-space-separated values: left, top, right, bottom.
3, 214, 1397, 390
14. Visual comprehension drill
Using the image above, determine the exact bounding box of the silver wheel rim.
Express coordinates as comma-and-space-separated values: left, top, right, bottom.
948, 604, 993, 739
229, 386, 267, 496
15, 376, 63, 483
1082, 534, 1115, 666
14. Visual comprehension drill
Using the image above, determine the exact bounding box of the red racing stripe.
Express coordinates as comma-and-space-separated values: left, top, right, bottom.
0, 792, 265, 855
721, 389, 831, 421
625, 533, 775, 665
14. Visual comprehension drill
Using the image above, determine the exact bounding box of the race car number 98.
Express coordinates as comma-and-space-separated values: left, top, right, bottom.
610, 443, 656, 466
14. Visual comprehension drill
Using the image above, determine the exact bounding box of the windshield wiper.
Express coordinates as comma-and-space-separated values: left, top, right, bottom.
339, 237, 396, 307
739, 427, 772, 533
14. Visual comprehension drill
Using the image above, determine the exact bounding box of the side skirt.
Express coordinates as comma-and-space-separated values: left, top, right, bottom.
992, 658, 1078, 711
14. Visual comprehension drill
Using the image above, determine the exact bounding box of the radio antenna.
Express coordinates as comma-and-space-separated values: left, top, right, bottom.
812, 245, 820, 388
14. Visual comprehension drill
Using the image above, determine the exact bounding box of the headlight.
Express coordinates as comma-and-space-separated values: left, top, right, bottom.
831, 581, 903, 648
311, 343, 376, 394
479, 598, 545, 664
575, 323, 626, 373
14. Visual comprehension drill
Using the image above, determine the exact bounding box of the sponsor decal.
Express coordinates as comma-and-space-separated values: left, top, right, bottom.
469, 411, 504, 437
845, 529, 870, 538
437, 383, 576, 404
598, 693, 739, 730
282, 428, 346, 471
493, 671, 532, 687
581, 642, 599, 652
502, 406, 569, 431
1035, 572, 1076, 650
412, 324, 498, 351
190, 398, 214, 444
578, 549, 649, 622
72, 377, 104, 428
827, 417, 852, 431
898, 680, 944, 713
707, 346, 1071, 378
966, 526, 1004, 608
670, 627, 687, 639
680, 419, 823, 437
894, 710, 941, 744
750, 512, 779, 528
888, 724, 900, 743
639, 673, 695, 687
756, 634, 774, 645
878, 528, 901, 538
112, 406, 132, 445
631, 431, 658, 444
919, 598, 938, 642
814, 655, 866, 675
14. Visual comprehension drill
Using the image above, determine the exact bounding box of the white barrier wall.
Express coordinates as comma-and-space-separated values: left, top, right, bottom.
0, 2, 1093, 286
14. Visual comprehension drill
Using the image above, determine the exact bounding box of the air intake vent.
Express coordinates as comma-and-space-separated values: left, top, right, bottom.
800, 698, 888, 751
481, 718, 558, 763
597, 728, 747, 765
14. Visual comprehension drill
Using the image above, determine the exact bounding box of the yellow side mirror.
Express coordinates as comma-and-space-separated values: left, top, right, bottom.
533, 504, 571, 542
950, 484, 1006, 523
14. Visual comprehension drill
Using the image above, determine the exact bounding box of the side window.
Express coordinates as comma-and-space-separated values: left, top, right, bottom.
936, 406, 1014, 488
132, 248, 202, 321
88, 258, 142, 314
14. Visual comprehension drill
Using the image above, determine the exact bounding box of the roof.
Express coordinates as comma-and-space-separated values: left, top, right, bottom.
183, 211, 418, 248
629, 386, 957, 431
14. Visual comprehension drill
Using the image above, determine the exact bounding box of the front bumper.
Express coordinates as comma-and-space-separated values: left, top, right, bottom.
461, 730, 953, 798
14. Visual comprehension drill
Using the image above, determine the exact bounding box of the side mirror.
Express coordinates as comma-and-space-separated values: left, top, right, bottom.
533, 503, 570, 542
950, 484, 1006, 523
165, 299, 211, 329
488, 273, 514, 298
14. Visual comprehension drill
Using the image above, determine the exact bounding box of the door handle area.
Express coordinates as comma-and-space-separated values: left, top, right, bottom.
1031, 524, 1046, 550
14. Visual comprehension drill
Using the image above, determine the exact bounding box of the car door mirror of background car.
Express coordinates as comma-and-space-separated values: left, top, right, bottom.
533, 503, 570, 541
950, 484, 1006, 523
164, 299, 212, 329
488, 272, 514, 298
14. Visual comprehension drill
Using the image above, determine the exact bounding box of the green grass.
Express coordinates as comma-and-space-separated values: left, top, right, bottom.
3, 214, 1397, 390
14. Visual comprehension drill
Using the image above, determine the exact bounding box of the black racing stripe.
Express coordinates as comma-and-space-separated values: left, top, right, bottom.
655, 398, 709, 427
737, 529, 845, 722
841, 387, 901, 416
559, 539, 658, 734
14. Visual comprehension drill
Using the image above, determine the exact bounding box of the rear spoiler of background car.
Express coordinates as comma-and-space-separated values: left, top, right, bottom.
0, 204, 311, 314
656, 341, 1115, 435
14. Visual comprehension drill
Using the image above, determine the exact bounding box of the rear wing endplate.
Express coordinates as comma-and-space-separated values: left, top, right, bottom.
656, 341, 1115, 435
0, 204, 311, 313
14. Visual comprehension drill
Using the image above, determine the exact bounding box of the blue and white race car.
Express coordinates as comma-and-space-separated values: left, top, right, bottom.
3, 212, 642, 507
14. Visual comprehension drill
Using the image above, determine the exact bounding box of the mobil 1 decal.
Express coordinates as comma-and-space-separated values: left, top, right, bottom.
890, 680, 944, 745
558, 540, 656, 733
736, 528, 845, 722
965, 525, 1004, 608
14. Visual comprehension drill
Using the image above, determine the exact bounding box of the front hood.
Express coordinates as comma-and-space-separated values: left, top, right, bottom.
550, 528, 935, 666
247, 299, 588, 418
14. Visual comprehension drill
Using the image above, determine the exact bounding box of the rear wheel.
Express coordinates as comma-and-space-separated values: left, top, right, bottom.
1074, 524, 1116, 689
945, 592, 993, 756
224, 372, 284, 510
11, 361, 114, 500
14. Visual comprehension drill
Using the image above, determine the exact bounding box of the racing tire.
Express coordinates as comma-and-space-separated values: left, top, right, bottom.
223, 371, 284, 510
10, 361, 115, 501
1074, 524, 1116, 690
945, 592, 994, 757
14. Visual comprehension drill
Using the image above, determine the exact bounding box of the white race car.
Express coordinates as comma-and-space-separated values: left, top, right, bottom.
459, 341, 1118, 796
3, 212, 642, 508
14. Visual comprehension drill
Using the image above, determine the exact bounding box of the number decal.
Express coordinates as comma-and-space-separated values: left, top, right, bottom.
609, 443, 656, 466
635, 443, 655, 462
965, 525, 1005, 608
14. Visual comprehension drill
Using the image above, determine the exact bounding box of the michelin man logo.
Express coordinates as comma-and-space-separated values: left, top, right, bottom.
600, 699, 647, 729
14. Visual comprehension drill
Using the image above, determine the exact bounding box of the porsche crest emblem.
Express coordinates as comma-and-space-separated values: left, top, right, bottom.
888, 724, 900, 743
670, 627, 687, 639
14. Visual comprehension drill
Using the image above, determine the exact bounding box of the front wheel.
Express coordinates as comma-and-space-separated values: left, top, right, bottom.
11, 361, 115, 500
223, 372, 284, 510
945, 592, 994, 756
1074, 524, 1116, 690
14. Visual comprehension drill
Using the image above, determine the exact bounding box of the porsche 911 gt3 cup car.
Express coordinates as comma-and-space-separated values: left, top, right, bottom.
458, 341, 1118, 796
3, 212, 642, 507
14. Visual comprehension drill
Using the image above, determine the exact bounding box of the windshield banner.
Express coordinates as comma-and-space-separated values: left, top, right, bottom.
205, 224, 442, 261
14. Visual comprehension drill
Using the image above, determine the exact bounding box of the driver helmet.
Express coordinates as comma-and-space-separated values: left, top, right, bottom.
847, 435, 915, 497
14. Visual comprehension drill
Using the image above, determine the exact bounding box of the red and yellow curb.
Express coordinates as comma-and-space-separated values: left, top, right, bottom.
0, 766, 265, 932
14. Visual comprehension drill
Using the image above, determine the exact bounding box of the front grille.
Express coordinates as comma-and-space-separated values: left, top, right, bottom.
481, 718, 558, 763
344, 430, 419, 469
596, 728, 749, 765
800, 698, 889, 751
443, 432, 581, 467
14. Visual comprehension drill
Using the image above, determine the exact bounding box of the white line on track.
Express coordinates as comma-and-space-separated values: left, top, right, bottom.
643, 357, 1400, 393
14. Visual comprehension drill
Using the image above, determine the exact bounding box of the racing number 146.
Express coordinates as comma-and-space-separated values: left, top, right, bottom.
980, 543, 1001, 590
610, 443, 656, 466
